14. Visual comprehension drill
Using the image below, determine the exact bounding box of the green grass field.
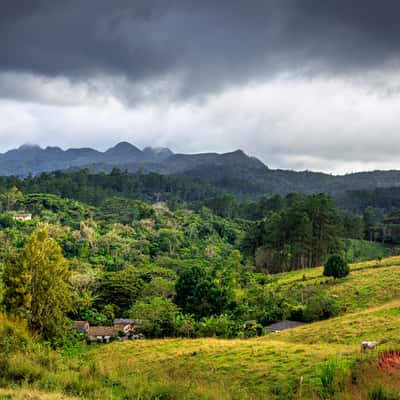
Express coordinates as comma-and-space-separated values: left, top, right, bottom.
2, 256, 400, 399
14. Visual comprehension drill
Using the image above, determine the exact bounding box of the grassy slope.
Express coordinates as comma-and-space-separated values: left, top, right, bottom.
3, 257, 400, 399
92, 300, 400, 399
92, 256, 400, 398
273, 256, 400, 312
0, 389, 78, 400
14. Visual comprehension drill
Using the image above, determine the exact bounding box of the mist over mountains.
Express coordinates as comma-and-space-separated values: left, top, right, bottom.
3, 142, 400, 197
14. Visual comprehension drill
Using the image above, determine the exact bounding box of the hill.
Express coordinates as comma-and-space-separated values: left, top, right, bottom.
0, 186, 400, 399
5, 143, 400, 199
2, 256, 400, 399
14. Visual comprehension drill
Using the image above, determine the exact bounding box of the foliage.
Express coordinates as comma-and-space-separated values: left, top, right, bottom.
243, 193, 340, 272
342, 238, 390, 263
324, 254, 350, 279
175, 265, 231, 319
0, 177, 397, 345
2, 259, 400, 398
2, 226, 72, 341
302, 292, 340, 322
318, 358, 346, 398
129, 296, 178, 338
195, 314, 240, 338
94, 268, 145, 315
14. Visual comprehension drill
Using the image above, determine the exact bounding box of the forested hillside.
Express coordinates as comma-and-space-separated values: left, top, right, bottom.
4, 143, 400, 198
1, 173, 400, 399
0, 180, 395, 339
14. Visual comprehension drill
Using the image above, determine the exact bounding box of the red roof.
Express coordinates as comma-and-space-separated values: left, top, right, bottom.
73, 321, 89, 329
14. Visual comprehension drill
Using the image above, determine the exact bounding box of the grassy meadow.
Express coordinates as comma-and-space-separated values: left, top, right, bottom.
2, 256, 400, 399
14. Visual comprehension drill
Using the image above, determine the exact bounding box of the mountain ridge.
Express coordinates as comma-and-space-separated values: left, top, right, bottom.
3, 142, 400, 197
0, 142, 266, 177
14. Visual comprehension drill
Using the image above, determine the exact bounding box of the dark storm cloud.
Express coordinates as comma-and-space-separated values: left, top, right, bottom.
2, 0, 400, 100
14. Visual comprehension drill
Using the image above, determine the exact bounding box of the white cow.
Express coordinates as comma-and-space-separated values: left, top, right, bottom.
361, 341, 379, 352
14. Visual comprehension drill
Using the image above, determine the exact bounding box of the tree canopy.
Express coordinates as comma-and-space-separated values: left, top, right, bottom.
3, 226, 72, 340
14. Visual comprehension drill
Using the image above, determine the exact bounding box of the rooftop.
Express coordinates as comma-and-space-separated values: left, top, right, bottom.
113, 318, 142, 325
72, 321, 88, 328
88, 326, 120, 337
265, 321, 307, 332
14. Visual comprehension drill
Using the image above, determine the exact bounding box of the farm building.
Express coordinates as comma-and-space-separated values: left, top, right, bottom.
13, 213, 32, 221
113, 318, 141, 334
88, 326, 120, 343
72, 321, 89, 333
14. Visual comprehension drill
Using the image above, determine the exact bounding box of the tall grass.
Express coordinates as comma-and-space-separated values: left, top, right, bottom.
368, 385, 399, 400
318, 358, 347, 398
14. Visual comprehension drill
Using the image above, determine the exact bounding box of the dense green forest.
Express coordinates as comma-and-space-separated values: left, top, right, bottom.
0, 170, 398, 343
3, 168, 400, 214
4, 144, 400, 202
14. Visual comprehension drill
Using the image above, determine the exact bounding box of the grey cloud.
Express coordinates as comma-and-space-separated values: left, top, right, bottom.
3, 1, 400, 174
2, 1, 400, 103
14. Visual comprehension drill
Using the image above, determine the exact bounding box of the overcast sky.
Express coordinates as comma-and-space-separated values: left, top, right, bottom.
2, 1, 400, 173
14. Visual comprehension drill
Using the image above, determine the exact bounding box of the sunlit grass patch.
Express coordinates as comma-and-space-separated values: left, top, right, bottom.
0, 388, 78, 400
3, 256, 400, 399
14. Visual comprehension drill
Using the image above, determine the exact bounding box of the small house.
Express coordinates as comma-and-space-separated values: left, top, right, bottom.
113, 318, 141, 334
88, 326, 120, 343
72, 320, 89, 333
265, 320, 307, 333
13, 213, 32, 221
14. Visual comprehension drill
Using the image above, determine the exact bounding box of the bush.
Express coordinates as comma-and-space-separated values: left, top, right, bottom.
130, 296, 178, 338
241, 320, 264, 338
175, 313, 197, 338
323, 255, 350, 279
303, 293, 340, 322
175, 265, 230, 319
0, 316, 31, 355
196, 314, 239, 338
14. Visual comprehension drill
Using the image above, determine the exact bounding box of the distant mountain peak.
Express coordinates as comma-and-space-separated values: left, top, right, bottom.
0, 142, 269, 177
18, 143, 41, 150
45, 146, 63, 152
106, 141, 140, 151
105, 142, 142, 159
108, 141, 138, 150
227, 149, 246, 156
2, 143, 43, 162
217, 149, 267, 168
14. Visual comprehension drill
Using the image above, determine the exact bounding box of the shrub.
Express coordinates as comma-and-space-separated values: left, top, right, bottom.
323, 255, 350, 279
175, 265, 230, 319
241, 320, 264, 338
287, 304, 305, 321
175, 313, 197, 338
303, 293, 340, 322
0, 315, 31, 355
130, 296, 178, 338
196, 314, 239, 338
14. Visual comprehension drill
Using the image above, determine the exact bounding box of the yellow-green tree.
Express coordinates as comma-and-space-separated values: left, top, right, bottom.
3, 226, 72, 340
0, 186, 23, 212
